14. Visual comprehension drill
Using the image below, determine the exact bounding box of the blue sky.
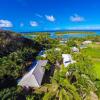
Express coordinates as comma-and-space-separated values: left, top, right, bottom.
0, 0, 100, 32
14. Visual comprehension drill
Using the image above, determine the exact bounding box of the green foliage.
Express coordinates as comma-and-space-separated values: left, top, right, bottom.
0, 87, 17, 100
0, 87, 23, 100
85, 36, 100, 42
56, 31, 95, 35
0, 30, 100, 99
66, 39, 78, 47
95, 80, 100, 97
81, 43, 100, 79
34, 34, 59, 49
46, 48, 62, 64
45, 63, 51, 70
67, 53, 97, 98
59, 45, 71, 54
0, 47, 37, 79
35, 67, 81, 100
26, 95, 35, 100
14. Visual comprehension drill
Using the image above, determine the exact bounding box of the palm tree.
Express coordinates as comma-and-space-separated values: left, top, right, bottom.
35, 67, 81, 100
67, 59, 97, 99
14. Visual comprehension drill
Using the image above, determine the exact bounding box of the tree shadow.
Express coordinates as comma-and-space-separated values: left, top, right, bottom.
0, 75, 17, 90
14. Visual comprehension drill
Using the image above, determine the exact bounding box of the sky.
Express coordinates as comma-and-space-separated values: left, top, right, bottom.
0, 0, 100, 32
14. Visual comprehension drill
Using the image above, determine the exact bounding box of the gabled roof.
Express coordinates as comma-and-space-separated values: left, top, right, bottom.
18, 60, 48, 88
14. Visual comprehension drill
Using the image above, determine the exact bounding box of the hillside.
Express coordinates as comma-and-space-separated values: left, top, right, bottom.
0, 30, 37, 57
0, 30, 41, 92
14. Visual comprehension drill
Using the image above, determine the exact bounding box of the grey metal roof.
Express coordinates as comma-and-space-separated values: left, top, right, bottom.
18, 60, 48, 88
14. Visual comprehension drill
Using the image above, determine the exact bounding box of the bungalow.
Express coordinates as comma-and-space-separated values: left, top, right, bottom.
82, 40, 92, 45
18, 60, 48, 88
71, 47, 79, 52
62, 54, 76, 67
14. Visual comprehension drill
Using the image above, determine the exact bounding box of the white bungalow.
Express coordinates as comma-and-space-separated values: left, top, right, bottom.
62, 54, 76, 67
82, 40, 92, 45
18, 60, 48, 88
71, 47, 79, 52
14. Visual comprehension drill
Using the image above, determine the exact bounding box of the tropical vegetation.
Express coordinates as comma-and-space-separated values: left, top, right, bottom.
0, 30, 100, 100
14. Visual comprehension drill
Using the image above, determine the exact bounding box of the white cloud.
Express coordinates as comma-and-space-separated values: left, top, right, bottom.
45, 15, 56, 22
30, 21, 38, 27
35, 14, 43, 18
20, 23, 24, 27
0, 20, 13, 28
70, 14, 85, 22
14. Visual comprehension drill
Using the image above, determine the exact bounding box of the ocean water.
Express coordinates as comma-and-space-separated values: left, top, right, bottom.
22, 30, 100, 39
50, 30, 100, 39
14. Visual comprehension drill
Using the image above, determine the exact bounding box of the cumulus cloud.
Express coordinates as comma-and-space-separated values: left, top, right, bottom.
20, 22, 24, 27
70, 14, 85, 22
30, 21, 38, 27
45, 15, 55, 22
35, 13, 43, 18
0, 20, 13, 28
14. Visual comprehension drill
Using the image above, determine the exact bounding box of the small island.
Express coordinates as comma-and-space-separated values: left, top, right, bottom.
56, 31, 96, 35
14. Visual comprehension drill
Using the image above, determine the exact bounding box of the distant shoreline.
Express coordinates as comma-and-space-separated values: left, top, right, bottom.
19, 30, 100, 34
55, 31, 95, 35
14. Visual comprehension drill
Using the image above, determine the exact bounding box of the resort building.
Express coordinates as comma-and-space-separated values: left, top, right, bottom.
62, 54, 76, 67
71, 47, 79, 52
82, 40, 92, 45
18, 60, 48, 88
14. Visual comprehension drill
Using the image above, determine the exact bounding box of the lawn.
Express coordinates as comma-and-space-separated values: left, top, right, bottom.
82, 43, 100, 79
94, 62, 100, 79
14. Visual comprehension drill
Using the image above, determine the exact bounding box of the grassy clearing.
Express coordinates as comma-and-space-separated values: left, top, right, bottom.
82, 43, 100, 79
94, 62, 100, 79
